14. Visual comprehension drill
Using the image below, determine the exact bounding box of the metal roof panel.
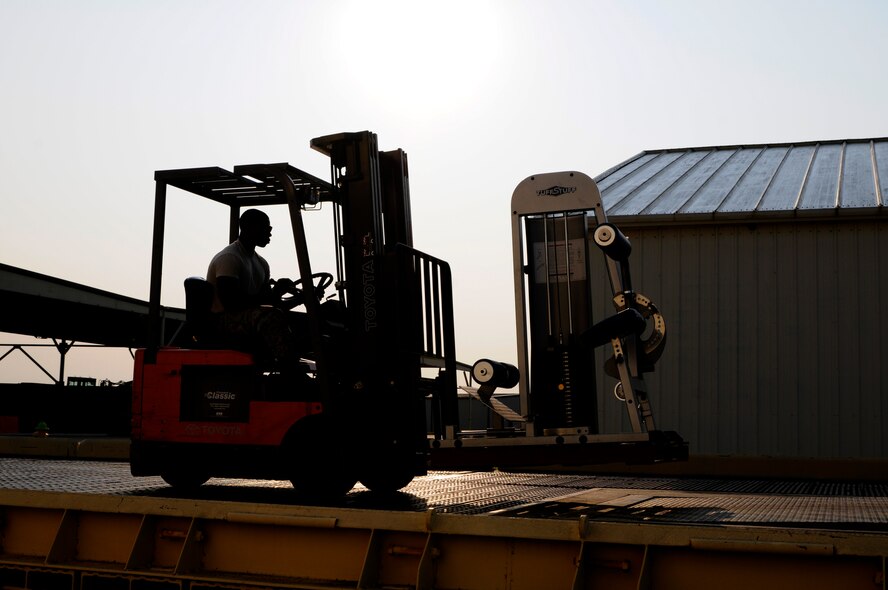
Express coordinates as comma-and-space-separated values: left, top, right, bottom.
720, 146, 788, 213
839, 142, 877, 209
687, 148, 762, 215
759, 145, 815, 212
597, 137, 887, 223
594, 153, 655, 192
605, 152, 684, 215
798, 144, 841, 210
640, 151, 712, 215
616, 151, 708, 215
871, 141, 888, 207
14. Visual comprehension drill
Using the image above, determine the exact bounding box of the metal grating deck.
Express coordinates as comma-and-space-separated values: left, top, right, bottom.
1, 458, 886, 530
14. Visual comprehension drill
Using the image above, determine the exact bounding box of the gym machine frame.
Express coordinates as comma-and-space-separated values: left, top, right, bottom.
429, 171, 685, 468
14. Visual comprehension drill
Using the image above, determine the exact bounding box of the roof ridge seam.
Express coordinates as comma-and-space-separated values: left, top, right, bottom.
608, 152, 684, 215
718, 147, 766, 214
835, 141, 846, 209
599, 153, 660, 212
793, 144, 819, 211
639, 150, 709, 215
871, 140, 884, 208
753, 145, 792, 213
676, 148, 739, 216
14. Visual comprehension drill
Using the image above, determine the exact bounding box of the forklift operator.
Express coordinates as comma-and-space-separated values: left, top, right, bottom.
206, 209, 303, 364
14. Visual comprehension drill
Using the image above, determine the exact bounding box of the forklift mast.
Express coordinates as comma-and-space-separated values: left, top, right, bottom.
310, 132, 411, 384
309, 131, 455, 472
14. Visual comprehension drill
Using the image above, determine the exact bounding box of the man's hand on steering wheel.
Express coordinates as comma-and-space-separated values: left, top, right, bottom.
270, 277, 302, 310
270, 272, 334, 311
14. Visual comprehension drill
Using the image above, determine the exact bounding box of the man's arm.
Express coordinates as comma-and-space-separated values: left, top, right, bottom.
216, 276, 252, 312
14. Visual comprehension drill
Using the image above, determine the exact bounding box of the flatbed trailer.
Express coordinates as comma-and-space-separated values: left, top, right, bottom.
0, 458, 885, 589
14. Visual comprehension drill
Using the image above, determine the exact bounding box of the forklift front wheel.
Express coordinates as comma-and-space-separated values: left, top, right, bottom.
283, 414, 358, 498
161, 471, 210, 490
358, 444, 416, 493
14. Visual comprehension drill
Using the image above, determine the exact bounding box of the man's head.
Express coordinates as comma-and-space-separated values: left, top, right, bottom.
239, 209, 272, 248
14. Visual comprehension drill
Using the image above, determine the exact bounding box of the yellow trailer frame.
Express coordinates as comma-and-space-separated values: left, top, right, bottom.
0, 488, 885, 590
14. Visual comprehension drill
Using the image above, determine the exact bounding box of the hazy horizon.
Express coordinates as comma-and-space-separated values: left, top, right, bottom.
2, 0, 887, 384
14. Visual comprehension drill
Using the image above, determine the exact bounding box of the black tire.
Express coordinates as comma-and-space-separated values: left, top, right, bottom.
161, 471, 210, 490
358, 466, 415, 494
284, 414, 358, 498
358, 443, 417, 493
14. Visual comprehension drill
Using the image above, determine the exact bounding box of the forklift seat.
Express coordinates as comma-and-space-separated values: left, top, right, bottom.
183, 277, 262, 355
183, 276, 216, 344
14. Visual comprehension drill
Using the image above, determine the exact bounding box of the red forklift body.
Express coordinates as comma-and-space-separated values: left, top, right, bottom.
132, 348, 320, 447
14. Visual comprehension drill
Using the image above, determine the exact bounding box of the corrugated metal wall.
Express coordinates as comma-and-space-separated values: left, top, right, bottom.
590, 220, 888, 459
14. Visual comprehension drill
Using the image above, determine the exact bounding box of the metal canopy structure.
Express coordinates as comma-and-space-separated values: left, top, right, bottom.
156, 164, 336, 208
0, 263, 186, 383
596, 137, 888, 224
0, 262, 184, 348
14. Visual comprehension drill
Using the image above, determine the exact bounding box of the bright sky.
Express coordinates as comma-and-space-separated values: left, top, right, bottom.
2, 0, 886, 384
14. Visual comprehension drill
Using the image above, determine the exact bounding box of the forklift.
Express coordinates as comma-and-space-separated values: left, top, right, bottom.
130, 131, 686, 496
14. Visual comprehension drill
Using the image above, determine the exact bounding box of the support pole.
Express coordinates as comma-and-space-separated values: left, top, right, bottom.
53, 339, 74, 385
146, 180, 167, 364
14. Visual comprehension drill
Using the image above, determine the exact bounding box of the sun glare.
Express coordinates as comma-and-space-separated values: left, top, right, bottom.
334, 1, 506, 117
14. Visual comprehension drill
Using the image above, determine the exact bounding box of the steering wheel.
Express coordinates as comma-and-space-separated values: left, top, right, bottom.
273, 272, 334, 309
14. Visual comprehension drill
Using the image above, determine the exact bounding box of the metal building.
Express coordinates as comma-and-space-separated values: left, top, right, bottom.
589, 138, 888, 460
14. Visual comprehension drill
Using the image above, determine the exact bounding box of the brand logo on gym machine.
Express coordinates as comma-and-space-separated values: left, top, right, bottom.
537, 185, 577, 197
